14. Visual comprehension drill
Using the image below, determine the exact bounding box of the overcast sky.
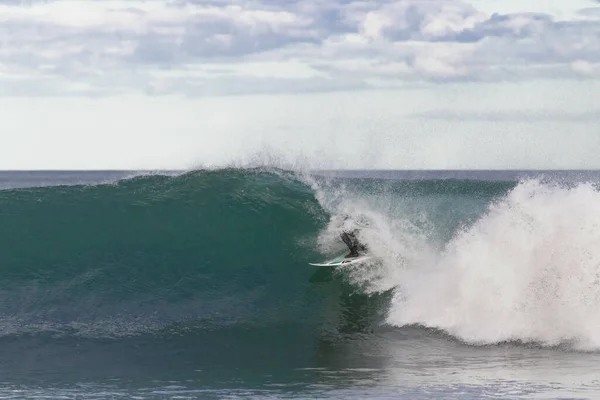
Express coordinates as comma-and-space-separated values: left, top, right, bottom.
1, 0, 599, 170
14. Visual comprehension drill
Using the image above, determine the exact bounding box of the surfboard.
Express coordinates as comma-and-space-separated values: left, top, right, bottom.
309, 254, 371, 267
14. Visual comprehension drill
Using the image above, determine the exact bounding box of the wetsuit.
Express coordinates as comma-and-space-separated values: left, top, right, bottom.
341, 230, 366, 258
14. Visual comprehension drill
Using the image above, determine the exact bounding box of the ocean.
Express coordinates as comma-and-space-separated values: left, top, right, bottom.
1, 169, 600, 399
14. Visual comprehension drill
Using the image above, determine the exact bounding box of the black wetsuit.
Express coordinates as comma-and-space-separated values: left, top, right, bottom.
341, 230, 366, 258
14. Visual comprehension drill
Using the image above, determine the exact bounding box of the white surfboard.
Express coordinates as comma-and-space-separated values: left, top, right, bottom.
309, 254, 372, 267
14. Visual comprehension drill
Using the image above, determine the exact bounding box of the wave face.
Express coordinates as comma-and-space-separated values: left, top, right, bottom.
0, 169, 334, 338
2, 169, 600, 351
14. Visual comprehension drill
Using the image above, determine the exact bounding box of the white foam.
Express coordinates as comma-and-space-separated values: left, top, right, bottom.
387, 179, 600, 349
307, 174, 437, 294
311, 175, 600, 349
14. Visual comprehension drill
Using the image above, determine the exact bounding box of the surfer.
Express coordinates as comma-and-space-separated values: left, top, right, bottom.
341, 229, 367, 258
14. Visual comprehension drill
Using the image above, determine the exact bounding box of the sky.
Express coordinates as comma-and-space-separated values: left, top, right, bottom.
0, 0, 599, 170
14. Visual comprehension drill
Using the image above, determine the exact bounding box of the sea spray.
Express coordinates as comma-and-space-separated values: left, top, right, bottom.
307, 175, 504, 295
387, 179, 600, 349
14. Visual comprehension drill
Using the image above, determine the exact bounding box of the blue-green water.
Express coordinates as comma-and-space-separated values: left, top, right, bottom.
1, 169, 600, 399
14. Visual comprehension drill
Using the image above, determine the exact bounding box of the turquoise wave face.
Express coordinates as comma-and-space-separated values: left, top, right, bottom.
0, 169, 338, 336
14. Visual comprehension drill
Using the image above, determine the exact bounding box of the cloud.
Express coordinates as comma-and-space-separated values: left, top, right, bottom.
571, 60, 600, 77
1, 0, 600, 96
410, 109, 600, 123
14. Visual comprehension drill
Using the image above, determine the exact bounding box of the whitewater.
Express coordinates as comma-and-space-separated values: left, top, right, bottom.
1, 169, 600, 399
307, 170, 600, 348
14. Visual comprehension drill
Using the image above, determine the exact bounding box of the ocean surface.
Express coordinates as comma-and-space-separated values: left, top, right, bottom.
1, 169, 600, 399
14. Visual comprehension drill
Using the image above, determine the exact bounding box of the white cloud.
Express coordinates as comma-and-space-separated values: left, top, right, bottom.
464, 0, 596, 20
411, 109, 600, 123
572, 60, 600, 77
410, 42, 476, 79
0, 0, 599, 96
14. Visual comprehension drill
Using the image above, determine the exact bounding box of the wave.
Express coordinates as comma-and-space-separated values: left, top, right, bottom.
0, 169, 334, 338
2, 168, 600, 350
